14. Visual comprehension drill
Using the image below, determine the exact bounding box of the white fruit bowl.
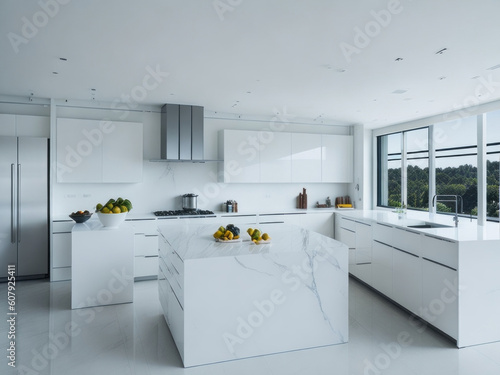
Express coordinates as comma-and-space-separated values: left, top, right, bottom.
97, 212, 128, 228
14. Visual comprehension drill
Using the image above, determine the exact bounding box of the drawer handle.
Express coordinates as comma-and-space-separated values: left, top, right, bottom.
422, 257, 456, 271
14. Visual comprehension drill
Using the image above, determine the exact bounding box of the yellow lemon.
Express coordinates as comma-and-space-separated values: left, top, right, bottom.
101, 207, 110, 213
112, 206, 121, 214
262, 233, 270, 241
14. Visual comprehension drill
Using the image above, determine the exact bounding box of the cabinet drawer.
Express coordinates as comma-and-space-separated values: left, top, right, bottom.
421, 235, 458, 270
130, 219, 157, 235
159, 257, 184, 308
52, 267, 71, 281
134, 234, 158, 256
392, 228, 421, 257
134, 256, 158, 278
258, 214, 285, 224
339, 216, 356, 232
339, 227, 356, 249
219, 214, 258, 225
372, 222, 393, 244
52, 220, 74, 233
52, 233, 71, 267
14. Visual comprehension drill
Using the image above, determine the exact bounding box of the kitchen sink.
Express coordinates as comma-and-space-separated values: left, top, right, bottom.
406, 222, 452, 229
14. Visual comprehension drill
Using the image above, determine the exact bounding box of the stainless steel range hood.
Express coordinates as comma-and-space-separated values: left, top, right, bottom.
160, 104, 205, 161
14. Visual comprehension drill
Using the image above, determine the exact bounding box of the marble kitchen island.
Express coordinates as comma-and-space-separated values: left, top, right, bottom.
158, 222, 348, 367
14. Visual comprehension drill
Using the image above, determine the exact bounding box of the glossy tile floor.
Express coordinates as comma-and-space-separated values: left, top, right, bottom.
2, 277, 500, 375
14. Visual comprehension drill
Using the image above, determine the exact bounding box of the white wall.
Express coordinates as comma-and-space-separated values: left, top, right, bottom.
0, 101, 351, 215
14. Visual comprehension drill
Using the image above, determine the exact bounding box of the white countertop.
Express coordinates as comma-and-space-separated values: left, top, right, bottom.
158, 222, 346, 260
336, 209, 500, 242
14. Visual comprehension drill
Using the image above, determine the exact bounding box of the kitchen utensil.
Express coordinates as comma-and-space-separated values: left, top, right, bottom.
182, 193, 198, 210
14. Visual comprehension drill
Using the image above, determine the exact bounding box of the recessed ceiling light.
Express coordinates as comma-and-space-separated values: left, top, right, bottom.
59, 57, 68, 61
91, 88, 96, 91
435, 48, 448, 55
52, 72, 58, 75
395, 57, 403, 62
487, 64, 500, 70
392, 89, 407, 94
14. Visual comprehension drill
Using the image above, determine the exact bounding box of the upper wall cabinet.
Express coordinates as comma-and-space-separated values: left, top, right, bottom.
0, 114, 50, 137
321, 134, 353, 183
260, 132, 291, 182
291, 133, 322, 183
219, 129, 353, 183
56, 118, 143, 183
218, 130, 260, 183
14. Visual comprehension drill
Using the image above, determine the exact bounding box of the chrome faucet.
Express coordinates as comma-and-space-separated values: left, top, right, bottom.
432, 195, 463, 227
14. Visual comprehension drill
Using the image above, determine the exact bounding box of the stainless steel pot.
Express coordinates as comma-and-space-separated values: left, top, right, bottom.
182, 193, 198, 210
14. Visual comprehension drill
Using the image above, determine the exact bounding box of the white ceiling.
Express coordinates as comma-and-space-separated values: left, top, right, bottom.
1, 0, 500, 128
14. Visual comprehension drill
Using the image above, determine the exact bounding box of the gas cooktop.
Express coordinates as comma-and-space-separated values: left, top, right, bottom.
154, 209, 215, 217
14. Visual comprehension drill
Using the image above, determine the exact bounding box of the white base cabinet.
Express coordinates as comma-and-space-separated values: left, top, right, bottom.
393, 247, 421, 316
335, 213, 459, 341
129, 219, 159, 280
51, 220, 74, 281
422, 258, 458, 339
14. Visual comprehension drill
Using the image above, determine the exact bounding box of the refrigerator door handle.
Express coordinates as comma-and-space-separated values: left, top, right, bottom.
17, 164, 21, 243
11, 163, 16, 244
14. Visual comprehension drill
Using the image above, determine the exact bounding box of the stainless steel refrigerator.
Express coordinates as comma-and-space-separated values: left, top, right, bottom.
0, 136, 49, 279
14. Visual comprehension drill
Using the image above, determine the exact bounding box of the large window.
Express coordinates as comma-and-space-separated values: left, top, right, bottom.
434, 117, 477, 215
378, 128, 428, 209
377, 113, 499, 221
487, 111, 500, 220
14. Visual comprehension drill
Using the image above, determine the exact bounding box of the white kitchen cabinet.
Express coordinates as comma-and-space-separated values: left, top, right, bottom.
297, 212, 334, 238
56, 118, 143, 183
218, 130, 260, 183
371, 240, 393, 298
421, 235, 457, 270
291, 133, 322, 182
0, 114, 16, 136
51, 220, 74, 281
16, 115, 50, 137
218, 214, 258, 225
422, 258, 458, 339
130, 219, 159, 280
393, 246, 421, 315
102, 121, 143, 183
321, 134, 353, 183
219, 130, 353, 183
354, 220, 372, 284
260, 132, 291, 182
